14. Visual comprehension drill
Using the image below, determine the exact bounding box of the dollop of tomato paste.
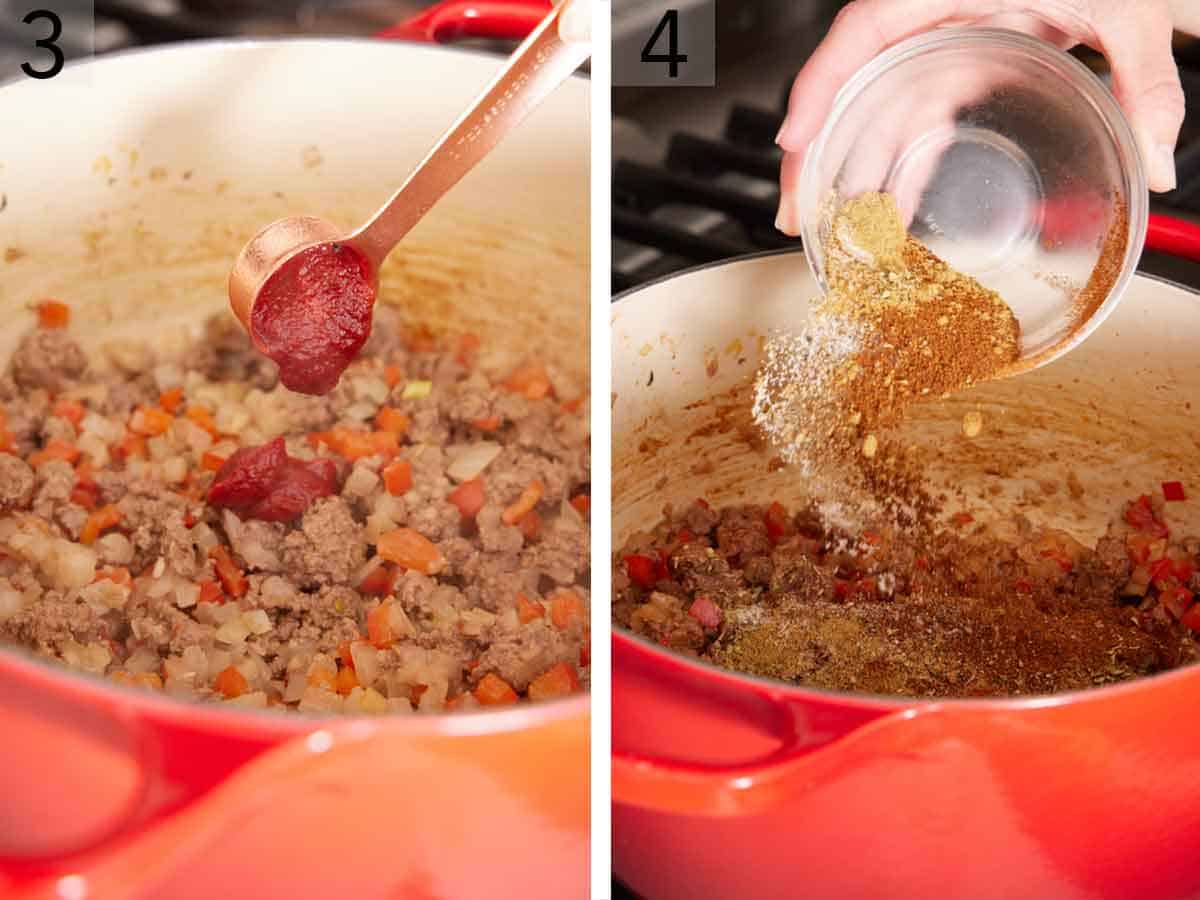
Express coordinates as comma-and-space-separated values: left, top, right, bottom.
250, 242, 376, 396
208, 437, 339, 522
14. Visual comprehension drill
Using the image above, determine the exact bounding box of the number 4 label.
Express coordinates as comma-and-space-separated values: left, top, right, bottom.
641, 9, 688, 78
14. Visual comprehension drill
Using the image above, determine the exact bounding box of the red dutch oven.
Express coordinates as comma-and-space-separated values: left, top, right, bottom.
0, 3, 588, 898
612, 216, 1200, 900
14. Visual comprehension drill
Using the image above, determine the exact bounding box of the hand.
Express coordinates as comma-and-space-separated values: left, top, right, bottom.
775, 0, 1187, 236
558, 0, 590, 44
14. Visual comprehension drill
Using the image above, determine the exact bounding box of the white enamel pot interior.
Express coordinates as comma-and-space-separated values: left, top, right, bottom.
0, 40, 589, 899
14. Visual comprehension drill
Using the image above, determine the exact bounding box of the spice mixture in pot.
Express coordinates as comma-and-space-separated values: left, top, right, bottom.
0, 299, 590, 713
615, 192, 1199, 698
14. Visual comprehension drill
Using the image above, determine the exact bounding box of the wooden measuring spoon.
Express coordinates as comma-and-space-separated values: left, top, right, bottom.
227, 2, 589, 395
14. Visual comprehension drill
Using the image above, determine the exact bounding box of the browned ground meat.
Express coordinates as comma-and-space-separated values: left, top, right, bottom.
614, 496, 1200, 698
0, 309, 590, 713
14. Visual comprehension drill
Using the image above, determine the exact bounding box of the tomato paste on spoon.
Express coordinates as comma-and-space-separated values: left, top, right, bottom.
249, 242, 376, 396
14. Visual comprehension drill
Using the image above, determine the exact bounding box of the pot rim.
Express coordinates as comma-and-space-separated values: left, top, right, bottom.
0, 35, 591, 732
612, 249, 1200, 712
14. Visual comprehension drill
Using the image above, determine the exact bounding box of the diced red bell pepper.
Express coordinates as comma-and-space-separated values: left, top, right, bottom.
1125, 495, 1169, 538
1163, 481, 1187, 502
448, 478, 486, 519
358, 563, 399, 597
624, 554, 659, 589
688, 596, 722, 629
1181, 604, 1200, 633
764, 501, 789, 543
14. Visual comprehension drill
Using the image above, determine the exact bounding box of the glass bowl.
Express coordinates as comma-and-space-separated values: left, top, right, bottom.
797, 27, 1148, 372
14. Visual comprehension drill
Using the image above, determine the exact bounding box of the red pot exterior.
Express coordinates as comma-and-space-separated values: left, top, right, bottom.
0, 651, 589, 899
613, 632, 1200, 900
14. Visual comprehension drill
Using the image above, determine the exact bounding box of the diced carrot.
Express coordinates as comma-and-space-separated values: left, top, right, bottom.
307, 667, 337, 692
214, 665, 248, 699
570, 494, 590, 517
185, 406, 220, 438
51, 399, 86, 429
113, 433, 148, 462
374, 407, 411, 436
70, 482, 99, 511
309, 428, 399, 461
80, 504, 122, 545
502, 362, 553, 400
951, 512, 975, 527
359, 563, 399, 597
158, 387, 184, 414
502, 479, 544, 525
338, 641, 356, 670
377, 527, 445, 575
444, 694, 465, 711
35, 299, 69, 329
383, 460, 413, 496
410, 683, 429, 703
472, 415, 503, 432
474, 672, 519, 706
209, 546, 248, 598
455, 333, 481, 366
75, 459, 96, 485
518, 509, 542, 542
367, 602, 396, 648
197, 579, 224, 605
0, 409, 12, 454
561, 396, 584, 414
383, 363, 403, 388
527, 662, 580, 701
95, 566, 132, 588
1182, 603, 1200, 633
404, 326, 437, 353
200, 451, 227, 472
549, 589, 585, 630
29, 439, 81, 468
129, 405, 173, 437
517, 593, 546, 624
334, 665, 359, 696
448, 478, 486, 519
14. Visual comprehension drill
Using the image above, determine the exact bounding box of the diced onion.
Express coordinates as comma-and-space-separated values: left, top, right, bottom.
350, 641, 380, 687
446, 442, 501, 482
0, 586, 24, 622
215, 617, 251, 645
243, 609, 272, 635
401, 380, 432, 400
344, 466, 380, 497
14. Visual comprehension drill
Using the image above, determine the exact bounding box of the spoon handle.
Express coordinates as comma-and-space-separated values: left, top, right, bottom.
350, 2, 590, 267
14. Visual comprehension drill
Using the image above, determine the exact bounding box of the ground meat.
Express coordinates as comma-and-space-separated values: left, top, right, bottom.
0, 455, 35, 509
116, 491, 197, 575
0, 316, 589, 713
10, 329, 86, 393
615, 494, 1200, 699
283, 497, 366, 587
475, 621, 579, 691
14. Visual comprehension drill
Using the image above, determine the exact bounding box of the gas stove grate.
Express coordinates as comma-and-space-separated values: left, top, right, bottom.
613, 64, 1200, 296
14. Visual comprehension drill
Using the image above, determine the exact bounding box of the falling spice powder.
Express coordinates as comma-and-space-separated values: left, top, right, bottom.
754, 192, 1021, 520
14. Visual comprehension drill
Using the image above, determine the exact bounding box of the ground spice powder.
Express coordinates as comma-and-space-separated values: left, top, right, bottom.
753, 192, 1021, 524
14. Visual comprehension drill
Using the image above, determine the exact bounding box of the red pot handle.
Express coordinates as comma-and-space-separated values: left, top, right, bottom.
376, 0, 552, 43
1146, 212, 1200, 262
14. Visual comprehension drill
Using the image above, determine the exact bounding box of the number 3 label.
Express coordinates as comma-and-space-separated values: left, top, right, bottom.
21, 9, 66, 80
